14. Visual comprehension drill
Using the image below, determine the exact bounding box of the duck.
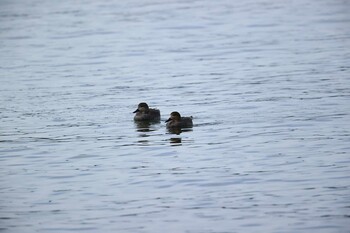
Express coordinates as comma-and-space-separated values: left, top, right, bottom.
165, 111, 193, 128
133, 102, 160, 121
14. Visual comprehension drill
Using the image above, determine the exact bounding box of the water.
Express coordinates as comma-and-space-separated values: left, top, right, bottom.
1, 0, 350, 232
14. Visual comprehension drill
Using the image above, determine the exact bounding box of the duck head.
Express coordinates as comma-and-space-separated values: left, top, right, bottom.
133, 102, 149, 113
165, 111, 181, 123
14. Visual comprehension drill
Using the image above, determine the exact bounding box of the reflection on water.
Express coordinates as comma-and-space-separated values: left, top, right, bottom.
169, 137, 182, 145
134, 121, 161, 146
134, 121, 194, 146
167, 127, 193, 135
167, 127, 194, 146
134, 121, 159, 133
168, 128, 194, 146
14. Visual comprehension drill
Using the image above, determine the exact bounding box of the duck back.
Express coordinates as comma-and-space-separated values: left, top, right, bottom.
180, 117, 193, 128
134, 108, 160, 121
166, 116, 193, 128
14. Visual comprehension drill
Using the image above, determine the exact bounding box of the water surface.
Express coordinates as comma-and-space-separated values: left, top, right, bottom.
1, 0, 350, 232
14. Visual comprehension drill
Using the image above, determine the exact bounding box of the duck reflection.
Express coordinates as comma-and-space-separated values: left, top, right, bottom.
167, 127, 193, 135
134, 121, 160, 146
169, 137, 182, 146
167, 128, 193, 146
134, 121, 153, 132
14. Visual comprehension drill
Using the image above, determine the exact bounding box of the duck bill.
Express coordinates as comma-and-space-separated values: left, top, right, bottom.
165, 118, 171, 123
133, 109, 139, 113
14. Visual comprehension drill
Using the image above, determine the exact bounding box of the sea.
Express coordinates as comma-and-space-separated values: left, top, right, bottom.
1, 0, 350, 232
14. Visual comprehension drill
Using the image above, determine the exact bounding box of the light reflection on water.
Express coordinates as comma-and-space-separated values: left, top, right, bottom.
1, 0, 350, 232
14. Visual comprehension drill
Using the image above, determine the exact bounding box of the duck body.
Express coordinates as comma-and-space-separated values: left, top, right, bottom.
166, 111, 193, 128
133, 102, 160, 122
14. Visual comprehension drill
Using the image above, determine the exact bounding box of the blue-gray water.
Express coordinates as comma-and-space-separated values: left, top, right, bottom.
1, 0, 350, 232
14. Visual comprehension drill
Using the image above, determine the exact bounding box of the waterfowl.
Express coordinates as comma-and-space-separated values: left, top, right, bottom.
165, 111, 193, 128
133, 102, 160, 121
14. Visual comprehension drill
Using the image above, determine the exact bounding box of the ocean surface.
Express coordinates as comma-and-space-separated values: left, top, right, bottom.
1, 0, 350, 232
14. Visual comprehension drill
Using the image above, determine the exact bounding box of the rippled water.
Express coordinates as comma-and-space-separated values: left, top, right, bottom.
1, 0, 350, 232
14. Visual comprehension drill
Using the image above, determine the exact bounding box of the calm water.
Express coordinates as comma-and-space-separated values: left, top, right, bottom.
1, 0, 350, 232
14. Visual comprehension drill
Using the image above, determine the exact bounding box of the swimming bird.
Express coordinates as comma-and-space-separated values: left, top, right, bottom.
165, 111, 193, 128
133, 102, 160, 121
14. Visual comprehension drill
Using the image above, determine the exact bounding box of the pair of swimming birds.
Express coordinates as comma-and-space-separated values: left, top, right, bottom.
133, 102, 193, 128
